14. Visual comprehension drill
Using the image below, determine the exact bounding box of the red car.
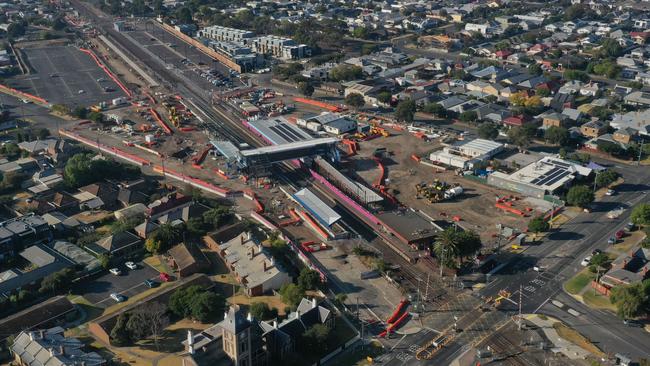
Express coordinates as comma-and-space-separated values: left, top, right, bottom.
615, 230, 626, 240
159, 272, 171, 282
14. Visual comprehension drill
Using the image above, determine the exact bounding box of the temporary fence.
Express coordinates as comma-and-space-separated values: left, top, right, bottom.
78, 47, 132, 98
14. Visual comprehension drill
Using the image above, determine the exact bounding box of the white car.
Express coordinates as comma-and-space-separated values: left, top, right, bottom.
125, 261, 137, 270
110, 293, 126, 302
580, 255, 592, 267
77, 89, 85, 94
606, 189, 615, 196
21, 99, 32, 104
109, 268, 122, 276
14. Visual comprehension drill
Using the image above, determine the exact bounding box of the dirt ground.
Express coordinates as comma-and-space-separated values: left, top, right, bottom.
348, 132, 544, 244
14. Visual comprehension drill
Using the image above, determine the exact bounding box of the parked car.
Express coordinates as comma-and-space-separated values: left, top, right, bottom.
623, 319, 643, 327
109, 268, 122, 276
592, 249, 602, 255
626, 222, 636, 231
110, 293, 126, 302
144, 279, 158, 288
615, 230, 626, 240
125, 261, 137, 270
607, 237, 616, 245
606, 189, 615, 196
159, 272, 171, 282
580, 255, 592, 267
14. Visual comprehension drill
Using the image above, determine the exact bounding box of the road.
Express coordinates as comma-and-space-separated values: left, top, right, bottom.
478, 159, 650, 362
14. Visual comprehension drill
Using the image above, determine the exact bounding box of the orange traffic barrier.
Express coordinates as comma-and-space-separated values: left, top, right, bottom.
495, 203, 525, 216
149, 108, 173, 135
411, 154, 421, 162
293, 97, 345, 112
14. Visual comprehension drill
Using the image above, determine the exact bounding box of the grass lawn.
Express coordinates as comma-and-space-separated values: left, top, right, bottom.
582, 288, 616, 311
66, 295, 103, 322
563, 270, 595, 295
612, 231, 645, 254
229, 294, 288, 315
143, 255, 170, 274
553, 322, 605, 358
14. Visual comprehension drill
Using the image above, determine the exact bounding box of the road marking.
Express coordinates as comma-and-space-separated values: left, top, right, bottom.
390, 335, 407, 351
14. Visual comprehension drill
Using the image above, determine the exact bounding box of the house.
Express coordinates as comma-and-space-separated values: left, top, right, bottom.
206, 232, 291, 296
85, 231, 142, 262
42, 212, 82, 232
167, 243, 209, 278
550, 93, 575, 111
134, 219, 159, 239
11, 327, 105, 366
579, 82, 600, 97
146, 193, 192, 220
0, 215, 51, 263
0, 244, 75, 296
558, 80, 583, 95
613, 127, 638, 144
561, 108, 583, 122
542, 112, 568, 127
624, 91, 650, 106
503, 114, 527, 127
580, 120, 608, 138
600, 247, 650, 288
79, 182, 119, 209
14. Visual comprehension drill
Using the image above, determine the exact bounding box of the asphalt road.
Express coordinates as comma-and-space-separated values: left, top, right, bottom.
478, 160, 650, 361
75, 263, 158, 308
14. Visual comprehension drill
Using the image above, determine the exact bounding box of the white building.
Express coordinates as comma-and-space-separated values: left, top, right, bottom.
429, 138, 504, 169
252, 35, 311, 60
199, 25, 255, 44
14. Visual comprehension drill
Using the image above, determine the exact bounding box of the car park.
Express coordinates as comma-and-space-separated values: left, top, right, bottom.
110, 293, 126, 302
580, 255, 592, 266
125, 261, 137, 270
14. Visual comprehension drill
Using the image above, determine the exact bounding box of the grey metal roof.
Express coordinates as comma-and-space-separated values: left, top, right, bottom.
293, 188, 341, 227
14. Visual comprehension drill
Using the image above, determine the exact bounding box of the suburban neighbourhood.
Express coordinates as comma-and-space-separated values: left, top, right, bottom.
0, 0, 649, 366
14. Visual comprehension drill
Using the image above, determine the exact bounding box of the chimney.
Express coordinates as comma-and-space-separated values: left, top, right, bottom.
49, 348, 56, 357
39, 330, 44, 339
272, 320, 278, 329
249, 246, 255, 259
240, 235, 244, 244
59, 345, 64, 356
295, 310, 301, 319
263, 260, 268, 271
311, 298, 317, 309
187, 330, 194, 355
224, 311, 229, 320
247, 232, 251, 240
29, 332, 35, 341
247, 312, 252, 322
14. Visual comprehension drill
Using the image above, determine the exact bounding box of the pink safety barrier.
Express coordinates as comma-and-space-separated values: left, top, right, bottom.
149, 108, 173, 135
0, 84, 48, 104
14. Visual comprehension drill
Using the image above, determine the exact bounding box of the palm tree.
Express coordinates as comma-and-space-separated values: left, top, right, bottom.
433, 228, 460, 274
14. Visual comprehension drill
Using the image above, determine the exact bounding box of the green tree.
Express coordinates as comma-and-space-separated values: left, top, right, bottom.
39, 268, 75, 295
507, 125, 536, 148
631, 204, 650, 226
352, 26, 368, 39
297, 81, 314, 97
423, 103, 446, 118
344, 93, 365, 109
145, 237, 161, 254
250, 302, 277, 320
7, 22, 27, 39
535, 87, 550, 97
377, 91, 392, 104
458, 110, 477, 123
395, 99, 416, 123
202, 206, 232, 229
610, 280, 650, 319
433, 228, 461, 270
297, 268, 321, 291
595, 170, 619, 188
566, 185, 594, 208
279, 283, 305, 309
544, 126, 570, 146
563, 70, 589, 82
191, 291, 225, 322
598, 38, 623, 58
477, 123, 499, 140
72, 106, 88, 119
329, 64, 363, 82
186, 217, 207, 238
88, 111, 104, 123
528, 63, 543, 76
528, 216, 550, 233
176, 7, 193, 23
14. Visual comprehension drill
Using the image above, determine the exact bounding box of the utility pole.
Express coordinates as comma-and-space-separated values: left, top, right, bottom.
518, 284, 523, 331
638, 141, 645, 166
424, 272, 430, 302
356, 296, 360, 319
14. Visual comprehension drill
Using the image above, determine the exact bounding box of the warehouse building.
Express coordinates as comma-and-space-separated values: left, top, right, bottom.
429, 138, 504, 169
487, 156, 592, 198
297, 112, 357, 135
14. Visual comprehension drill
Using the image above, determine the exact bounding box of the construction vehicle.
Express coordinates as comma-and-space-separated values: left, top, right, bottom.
341, 139, 358, 156
370, 126, 390, 137
415, 181, 463, 203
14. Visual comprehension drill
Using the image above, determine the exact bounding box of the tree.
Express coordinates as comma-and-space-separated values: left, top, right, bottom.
590, 253, 609, 268
202, 206, 232, 229
1, 171, 26, 192
301, 324, 330, 353
433, 228, 461, 270
176, 7, 193, 23
279, 283, 305, 309
507, 125, 536, 149
564, 70, 589, 82
344, 93, 365, 109
528, 216, 550, 233
528, 63, 543, 76
39, 268, 75, 295
126, 311, 150, 340
297, 82, 314, 97
186, 217, 207, 238
423, 103, 446, 118
250, 302, 277, 320
598, 38, 623, 58
329, 65, 363, 82
361, 43, 377, 55
610, 280, 650, 319
457, 230, 482, 260
88, 111, 104, 123
377, 91, 392, 105
71, 106, 88, 119
458, 110, 477, 123
297, 268, 321, 291
595, 170, 618, 188
566, 185, 594, 208
352, 26, 369, 39
477, 123, 499, 140
145, 237, 161, 254
544, 126, 570, 146
152, 223, 182, 252
535, 87, 550, 97
110, 313, 131, 346
631, 204, 650, 226
7, 22, 26, 39
395, 99, 416, 123
99, 254, 111, 269
191, 291, 225, 322
564, 4, 586, 21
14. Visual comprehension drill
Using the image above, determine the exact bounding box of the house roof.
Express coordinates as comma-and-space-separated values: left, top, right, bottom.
11, 327, 105, 366
90, 231, 141, 255
168, 243, 207, 272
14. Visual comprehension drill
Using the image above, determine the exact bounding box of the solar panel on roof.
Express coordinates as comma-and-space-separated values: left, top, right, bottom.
543, 170, 571, 186
551, 160, 571, 168
536, 168, 564, 186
